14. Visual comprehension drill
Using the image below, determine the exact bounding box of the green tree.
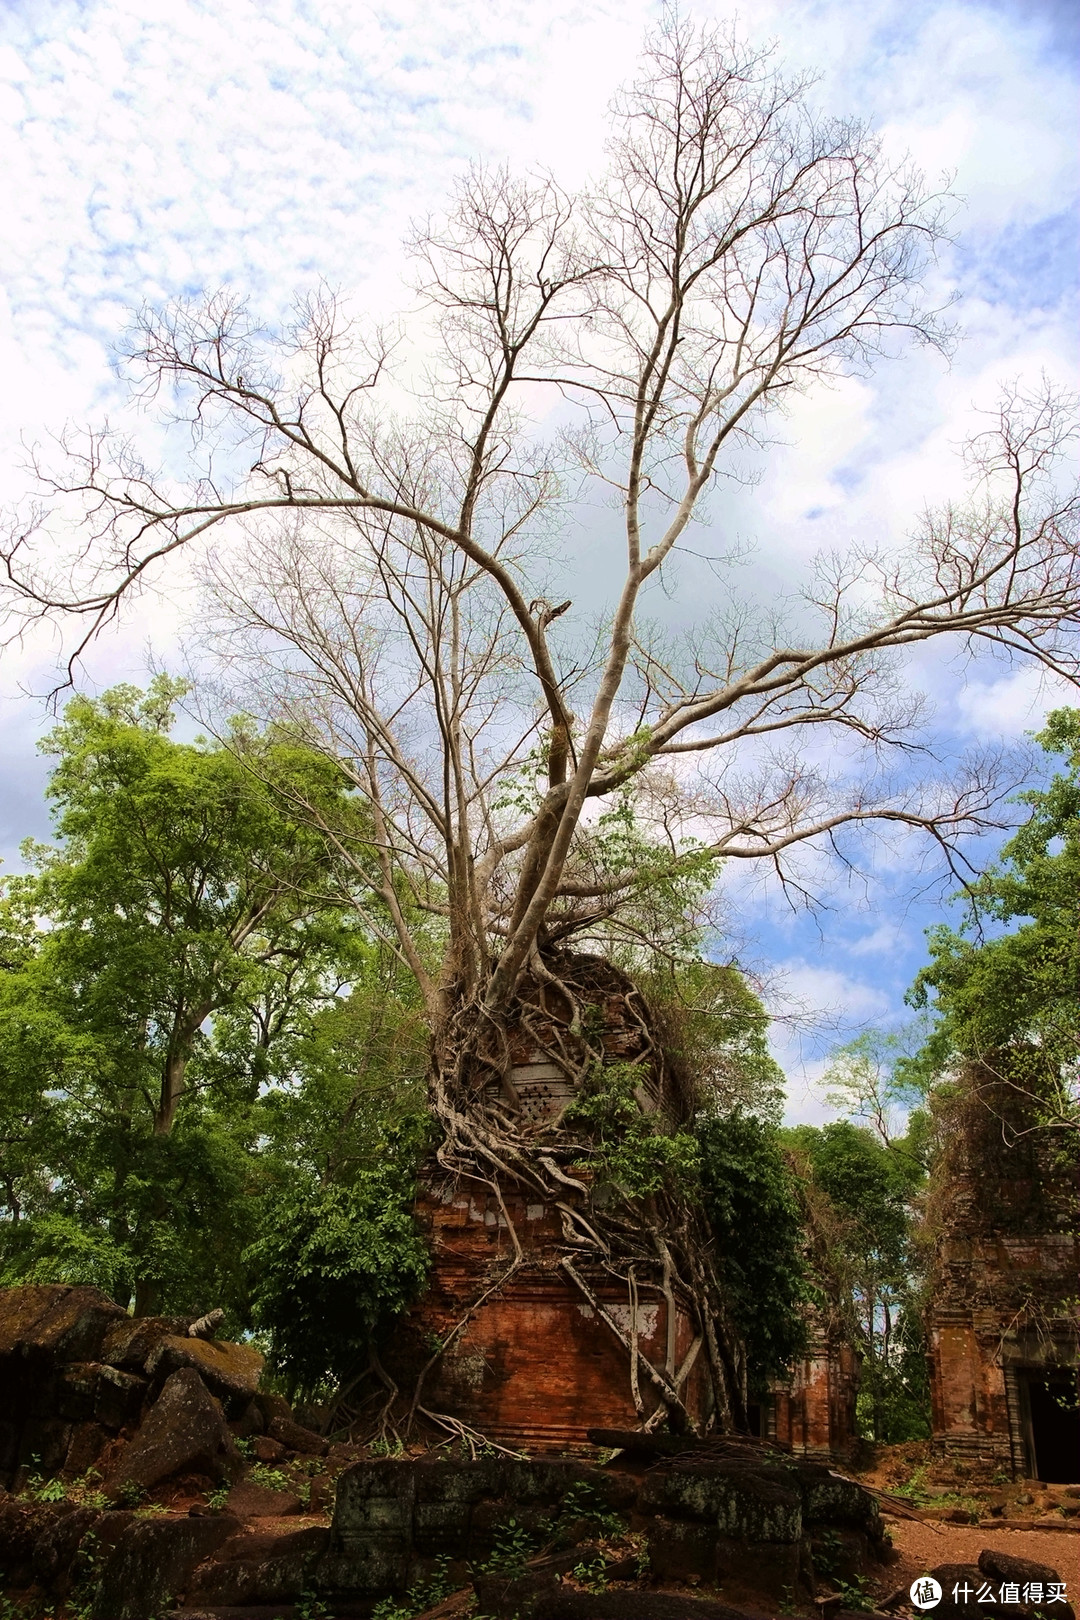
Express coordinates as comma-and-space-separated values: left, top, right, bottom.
246, 1119, 432, 1405
904, 708, 1080, 1133
243, 944, 436, 1401
0, 678, 372, 1317
784, 1121, 929, 1441
646, 959, 786, 1123
696, 1109, 807, 1396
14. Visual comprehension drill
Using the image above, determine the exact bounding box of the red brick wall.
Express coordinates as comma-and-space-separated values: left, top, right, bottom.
769, 1323, 859, 1460
386, 1180, 711, 1451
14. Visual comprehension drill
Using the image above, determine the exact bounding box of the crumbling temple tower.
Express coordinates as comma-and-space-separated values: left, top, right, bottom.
765, 1311, 860, 1460
386, 956, 713, 1450
925, 1062, 1079, 1481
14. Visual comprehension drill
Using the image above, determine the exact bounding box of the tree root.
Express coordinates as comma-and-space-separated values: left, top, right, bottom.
408, 951, 749, 1437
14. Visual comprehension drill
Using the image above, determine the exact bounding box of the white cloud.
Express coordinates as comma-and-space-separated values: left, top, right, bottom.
848, 921, 907, 957
956, 664, 1076, 741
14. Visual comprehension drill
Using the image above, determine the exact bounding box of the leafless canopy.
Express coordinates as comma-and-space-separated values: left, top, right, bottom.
4, 18, 1078, 1036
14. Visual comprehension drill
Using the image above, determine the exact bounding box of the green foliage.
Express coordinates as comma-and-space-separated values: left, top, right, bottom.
787, 1122, 921, 1268
903, 708, 1080, 1125
369, 1561, 459, 1620
472, 1516, 538, 1575
246, 1119, 432, 1400
558, 1482, 626, 1540
247, 1464, 293, 1492
822, 1028, 933, 1166
696, 1109, 807, 1391
571, 791, 724, 964
295, 1593, 332, 1620
833, 1576, 875, 1611
785, 1121, 929, 1441
572, 1556, 610, 1592
21, 1459, 67, 1504
0, 677, 432, 1343
643, 959, 785, 1121
565, 1063, 700, 1198
808, 710, 1080, 1442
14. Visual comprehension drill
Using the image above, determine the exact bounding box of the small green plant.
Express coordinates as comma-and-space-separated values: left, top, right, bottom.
778, 1586, 799, 1616
63, 1468, 107, 1509
370, 1602, 411, 1620
473, 1516, 538, 1575
114, 1478, 145, 1507
73, 1487, 108, 1509
69, 1527, 103, 1620
134, 1501, 168, 1517
370, 1558, 455, 1620
296, 1591, 331, 1620
369, 1436, 405, 1458
248, 1463, 293, 1491
811, 1528, 843, 1583
930, 1491, 981, 1518
565, 1062, 701, 1198
572, 1556, 609, 1593
894, 1463, 932, 1505
835, 1575, 875, 1612
206, 1484, 231, 1511
235, 1436, 255, 1458
558, 1483, 625, 1540
21, 1457, 67, 1504
1, 1598, 59, 1620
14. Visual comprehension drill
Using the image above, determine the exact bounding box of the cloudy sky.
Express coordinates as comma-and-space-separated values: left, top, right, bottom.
1, 0, 1077, 1120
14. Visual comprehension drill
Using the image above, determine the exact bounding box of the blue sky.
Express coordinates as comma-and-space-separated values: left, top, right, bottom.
1, 0, 1077, 1120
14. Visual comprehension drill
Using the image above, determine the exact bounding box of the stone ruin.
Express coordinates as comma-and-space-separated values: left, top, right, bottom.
0, 1283, 901, 1619
765, 1310, 860, 1461
385, 1177, 712, 1451
924, 1065, 1080, 1481
386, 953, 716, 1446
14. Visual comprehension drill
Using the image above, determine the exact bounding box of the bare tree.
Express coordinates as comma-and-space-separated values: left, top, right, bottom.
5, 18, 1079, 1433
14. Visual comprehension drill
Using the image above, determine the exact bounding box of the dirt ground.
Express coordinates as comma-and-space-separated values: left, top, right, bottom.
841, 1441, 1080, 1612
879, 1515, 1079, 1594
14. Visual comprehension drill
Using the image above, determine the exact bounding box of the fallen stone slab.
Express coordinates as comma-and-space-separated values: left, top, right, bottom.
249, 1434, 285, 1463
0, 1489, 62, 1587
32, 1504, 103, 1592
88, 1512, 241, 1620
185, 1522, 331, 1607
95, 1363, 148, 1428
100, 1314, 191, 1371
146, 1335, 264, 1413
976, 1518, 1079, 1532
915, 1562, 1076, 1620
978, 1547, 1065, 1586
104, 1367, 242, 1499
267, 1414, 329, 1455
0, 1285, 126, 1364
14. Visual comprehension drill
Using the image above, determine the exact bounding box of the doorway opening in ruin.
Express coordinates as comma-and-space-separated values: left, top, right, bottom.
1021, 1370, 1080, 1483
